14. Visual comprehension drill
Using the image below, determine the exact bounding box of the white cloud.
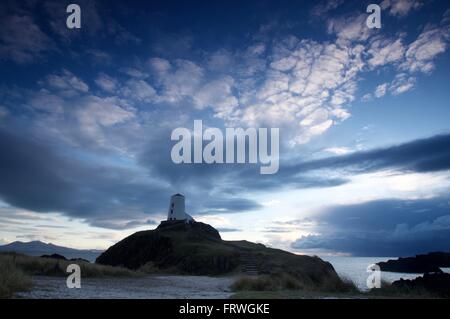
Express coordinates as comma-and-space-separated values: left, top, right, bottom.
149, 57, 172, 73
258, 70, 290, 99
324, 147, 353, 155
235, 38, 363, 144
327, 15, 371, 43
193, 76, 239, 119
44, 70, 89, 94
390, 73, 416, 95
247, 43, 266, 56
270, 56, 298, 71
308, 119, 334, 136
368, 38, 405, 68
95, 74, 117, 93
75, 96, 135, 141
21, 8, 443, 150
401, 28, 447, 73
375, 83, 388, 98
121, 68, 148, 79
207, 50, 234, 71
151, 59, 204, 103
26, 72, 138, 148
29, 90, 65, 114
381, 0, 423, 17
443, 9, 450, 24
300, 108, 329, 127
361, 93, 373, 102
121, 80, 156, 102
0, 106, 9, 118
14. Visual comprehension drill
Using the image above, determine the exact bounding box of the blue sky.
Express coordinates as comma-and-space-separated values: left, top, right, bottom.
0, 0, 450, 256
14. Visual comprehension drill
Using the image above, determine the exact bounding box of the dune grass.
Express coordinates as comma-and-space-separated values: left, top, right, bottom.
0, 258, 32, 298
231, 272, 359, 295
231, 274, 442, 299
0, 252, 143, 278
0, 252, 144, 298
367, 280, 438, 298
0, 252, 145, 298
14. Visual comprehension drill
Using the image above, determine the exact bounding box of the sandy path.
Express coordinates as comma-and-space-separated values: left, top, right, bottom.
16, 275, 235, 299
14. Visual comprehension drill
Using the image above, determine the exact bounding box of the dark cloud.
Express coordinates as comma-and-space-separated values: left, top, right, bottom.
93, 219, 158, 230
0, 127, 264, 228
289, 134, 450, 175
292, 197, 450, 256
140, 133, 450, 205
138, 125, 349, 201
0, 127, 170, 228
0, 11, 54, 63
199, 198, 262, 215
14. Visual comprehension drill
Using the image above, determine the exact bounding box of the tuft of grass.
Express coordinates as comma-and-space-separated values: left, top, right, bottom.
231, 272, 359, 294
368, 281, 437, 298
138, 261, 177, 274
0, 258, 32, 298
320, 275, 359, 293
232, 276, 278, 291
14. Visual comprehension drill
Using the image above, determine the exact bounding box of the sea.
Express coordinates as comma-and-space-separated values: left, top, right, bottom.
322, 256, 450, 291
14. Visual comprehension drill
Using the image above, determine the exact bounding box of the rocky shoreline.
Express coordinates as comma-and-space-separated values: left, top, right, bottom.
376, 252, 450, 273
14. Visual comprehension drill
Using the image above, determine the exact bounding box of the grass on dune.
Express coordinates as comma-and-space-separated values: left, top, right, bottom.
231, 274, 440, 299
0, 252, 143, 298
231, 273, 359, 294
0, 252, 142, 277
0, 258, 32, 298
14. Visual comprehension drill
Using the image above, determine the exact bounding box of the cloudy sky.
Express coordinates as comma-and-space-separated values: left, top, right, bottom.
0, 0, 450, 256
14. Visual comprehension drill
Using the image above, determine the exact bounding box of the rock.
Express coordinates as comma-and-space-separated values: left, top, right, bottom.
96, 220, 226, 273
157, 220, 221, 240
377, 252, 450, 273
391, 273, 450, 297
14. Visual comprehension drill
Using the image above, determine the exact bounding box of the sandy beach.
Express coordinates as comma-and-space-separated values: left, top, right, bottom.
16, 276, 234, 299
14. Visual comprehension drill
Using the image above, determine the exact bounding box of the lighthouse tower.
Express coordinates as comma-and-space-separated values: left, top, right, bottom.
167, 194, 193, 222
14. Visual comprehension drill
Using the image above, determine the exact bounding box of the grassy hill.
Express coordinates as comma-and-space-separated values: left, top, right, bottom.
96, 220, 349, 292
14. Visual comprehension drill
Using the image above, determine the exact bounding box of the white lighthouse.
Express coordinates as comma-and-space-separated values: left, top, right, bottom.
167, 194, 194, 222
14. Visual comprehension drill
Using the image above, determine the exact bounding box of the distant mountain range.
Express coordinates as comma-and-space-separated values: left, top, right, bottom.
0, 241, 103, 262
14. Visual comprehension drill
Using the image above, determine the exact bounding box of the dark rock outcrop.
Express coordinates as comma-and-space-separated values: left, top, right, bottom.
96, 220, 344, 290
96, 221, 227, 274
377, 252, 450, 273
391, 273, 450, 297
